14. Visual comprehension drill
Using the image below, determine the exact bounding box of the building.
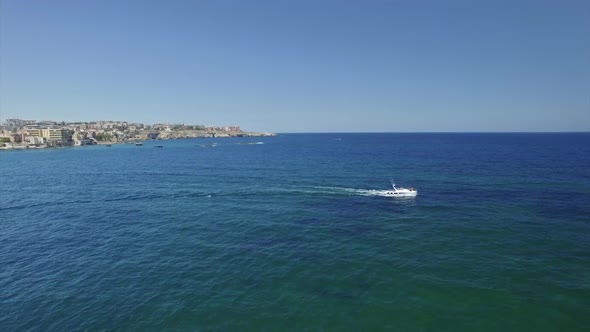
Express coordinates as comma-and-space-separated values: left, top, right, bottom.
26, 136, 44, 145
41, 128, 71, 142
74, 138, 93, 146
5, 119, 37, 127
9, 133, 24, 143
23, 128, 42, 137
223, 126, 241, 132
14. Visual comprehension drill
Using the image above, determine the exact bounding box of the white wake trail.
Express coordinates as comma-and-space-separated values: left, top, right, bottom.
312, 186, 397, 197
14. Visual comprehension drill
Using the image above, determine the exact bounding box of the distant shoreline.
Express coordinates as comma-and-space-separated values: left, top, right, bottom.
0, 133, 276, 151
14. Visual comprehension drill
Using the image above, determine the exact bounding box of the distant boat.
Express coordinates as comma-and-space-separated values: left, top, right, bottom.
106, 144, 112, 147
135, 142, 143, 146
383, 179, 417, 197
154, 145, 163, 148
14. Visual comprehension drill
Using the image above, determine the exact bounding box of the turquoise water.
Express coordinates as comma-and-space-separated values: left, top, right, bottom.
1, 133, 589, 331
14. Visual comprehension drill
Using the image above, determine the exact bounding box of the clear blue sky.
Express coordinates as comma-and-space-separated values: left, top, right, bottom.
1, 0, 589, 132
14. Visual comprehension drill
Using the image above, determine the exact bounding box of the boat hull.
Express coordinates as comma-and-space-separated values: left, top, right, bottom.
382, 190, 417, 197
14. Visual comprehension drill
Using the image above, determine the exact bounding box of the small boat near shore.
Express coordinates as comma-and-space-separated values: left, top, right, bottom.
135, 142, 143, 146
383, 179, 417, 197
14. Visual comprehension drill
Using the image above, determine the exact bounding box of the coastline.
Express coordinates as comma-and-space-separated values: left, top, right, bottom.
0, 131, 276, 151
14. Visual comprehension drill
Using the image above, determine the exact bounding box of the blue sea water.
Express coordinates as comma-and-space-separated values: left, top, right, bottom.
1, 133, 589, 331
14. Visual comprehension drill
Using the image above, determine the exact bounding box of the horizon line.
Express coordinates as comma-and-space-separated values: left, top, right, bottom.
276, 131, 590, 134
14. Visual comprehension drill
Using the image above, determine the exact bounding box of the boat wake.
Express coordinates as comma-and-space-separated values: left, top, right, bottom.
312, 186, 415, 197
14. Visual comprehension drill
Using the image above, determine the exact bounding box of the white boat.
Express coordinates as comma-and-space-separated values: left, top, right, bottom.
383, 179, 417, 197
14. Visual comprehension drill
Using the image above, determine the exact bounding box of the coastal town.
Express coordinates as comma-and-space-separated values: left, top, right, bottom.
0, 118, 275, 150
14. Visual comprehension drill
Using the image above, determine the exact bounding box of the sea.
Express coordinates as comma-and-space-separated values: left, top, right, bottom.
1, 133, 589, 331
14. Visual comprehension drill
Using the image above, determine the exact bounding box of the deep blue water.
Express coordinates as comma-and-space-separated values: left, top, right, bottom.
1, 133, 589, 331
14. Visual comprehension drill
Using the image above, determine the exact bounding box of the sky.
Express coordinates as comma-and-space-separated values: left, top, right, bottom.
0, 0, 589, 132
